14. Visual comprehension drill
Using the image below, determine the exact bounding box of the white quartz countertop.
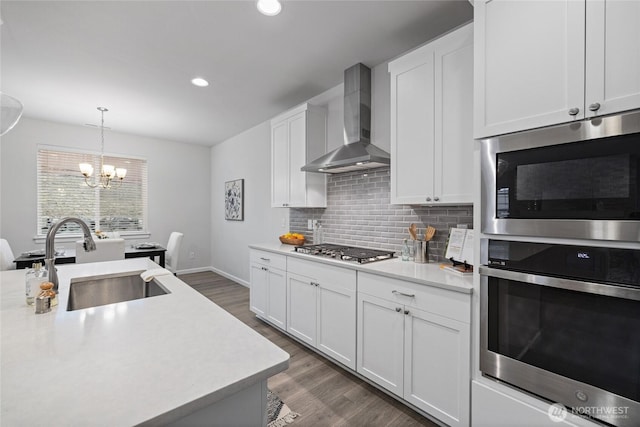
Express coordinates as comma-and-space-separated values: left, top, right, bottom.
249, 243, 473, 294
1, 258, 289, 426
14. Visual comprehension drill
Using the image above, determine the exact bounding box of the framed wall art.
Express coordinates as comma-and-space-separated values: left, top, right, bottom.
225, 179, 244, 221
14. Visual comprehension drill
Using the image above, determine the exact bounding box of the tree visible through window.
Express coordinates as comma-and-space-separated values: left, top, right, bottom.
37, 148, 148, 236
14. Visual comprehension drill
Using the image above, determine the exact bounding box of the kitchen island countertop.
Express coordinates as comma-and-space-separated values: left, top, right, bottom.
1, 258, 289, 425
250, 243, 473, 294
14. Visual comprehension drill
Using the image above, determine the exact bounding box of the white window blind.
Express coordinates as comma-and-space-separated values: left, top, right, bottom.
37, 148, 148, 236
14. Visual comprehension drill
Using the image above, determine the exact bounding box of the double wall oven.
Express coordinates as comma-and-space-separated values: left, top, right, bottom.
479, 110, 640, 427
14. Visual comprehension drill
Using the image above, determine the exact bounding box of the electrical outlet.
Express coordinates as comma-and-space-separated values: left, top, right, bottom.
189, 251, 195, 259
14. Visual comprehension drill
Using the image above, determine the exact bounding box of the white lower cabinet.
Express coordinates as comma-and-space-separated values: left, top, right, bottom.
286, 271, 317, 344
249, 250, 286, 331
249, 250, 472, 426
287, 257, 357, 369
471, 381, 599, 427
358, 293, 405, 396
357, 272, 471, 427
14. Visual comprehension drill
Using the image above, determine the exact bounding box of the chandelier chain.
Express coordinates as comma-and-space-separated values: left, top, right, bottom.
100, 107, 106, 170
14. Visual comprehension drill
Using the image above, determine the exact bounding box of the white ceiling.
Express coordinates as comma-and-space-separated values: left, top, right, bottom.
1, 1, 472, 146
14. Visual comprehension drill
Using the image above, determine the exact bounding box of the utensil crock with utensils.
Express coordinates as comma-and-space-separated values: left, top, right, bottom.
414, 240, 428, 263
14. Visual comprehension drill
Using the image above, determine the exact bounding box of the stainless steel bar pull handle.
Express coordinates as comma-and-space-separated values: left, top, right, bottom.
392, 290, 415, 298
260, 257, 270, 261
478, 266, 640, 301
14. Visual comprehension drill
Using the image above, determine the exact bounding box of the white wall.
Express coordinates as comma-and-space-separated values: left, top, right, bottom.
0, 117, 211, 272
210, 121, 288, 286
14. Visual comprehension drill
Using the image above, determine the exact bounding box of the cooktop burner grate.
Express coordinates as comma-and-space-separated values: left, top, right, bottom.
294, 244, 395, 264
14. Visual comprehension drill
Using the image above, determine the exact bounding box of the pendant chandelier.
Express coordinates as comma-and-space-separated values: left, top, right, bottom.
79, 107, 126, 189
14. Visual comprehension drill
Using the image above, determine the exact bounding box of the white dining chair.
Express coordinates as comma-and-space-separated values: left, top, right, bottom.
0, 238, 16, 271
75, 238, 125, 264
165, 232, 184, 275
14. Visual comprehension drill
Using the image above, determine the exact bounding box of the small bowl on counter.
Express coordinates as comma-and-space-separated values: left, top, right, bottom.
279, 235, 305, 246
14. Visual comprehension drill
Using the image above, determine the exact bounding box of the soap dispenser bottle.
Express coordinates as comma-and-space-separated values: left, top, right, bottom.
25, 262, 47, 305
313, 221, 324, 244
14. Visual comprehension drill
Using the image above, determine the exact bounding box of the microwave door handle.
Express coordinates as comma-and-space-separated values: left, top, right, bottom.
478, 266, 640, 302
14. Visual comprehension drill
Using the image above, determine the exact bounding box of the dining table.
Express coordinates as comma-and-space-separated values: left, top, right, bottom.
14, 244, 167, 269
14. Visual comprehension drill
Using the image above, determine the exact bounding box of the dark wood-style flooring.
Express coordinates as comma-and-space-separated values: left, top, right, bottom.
180, 271, 438, 427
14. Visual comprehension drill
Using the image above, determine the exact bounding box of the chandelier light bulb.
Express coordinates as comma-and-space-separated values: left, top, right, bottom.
102, 164, 115, 178
115, 168, 127, 179
257, 0, 282, 16
79, 163, 94, 177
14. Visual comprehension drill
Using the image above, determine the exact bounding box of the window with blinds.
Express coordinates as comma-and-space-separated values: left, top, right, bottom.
37, 148, 148, 236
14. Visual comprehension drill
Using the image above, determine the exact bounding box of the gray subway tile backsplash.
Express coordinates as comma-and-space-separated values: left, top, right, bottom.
290, 167, 473, 263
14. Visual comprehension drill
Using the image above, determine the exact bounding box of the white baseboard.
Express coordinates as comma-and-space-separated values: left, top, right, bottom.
175, 266, 216, 275
209, 266, 249, 288
175, 266, 249, 288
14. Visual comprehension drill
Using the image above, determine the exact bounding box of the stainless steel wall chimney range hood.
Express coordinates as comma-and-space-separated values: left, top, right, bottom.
301, 63, 391, 174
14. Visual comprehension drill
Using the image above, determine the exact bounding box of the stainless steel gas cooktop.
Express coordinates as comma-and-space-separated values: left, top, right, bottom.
294, 244, 395, 264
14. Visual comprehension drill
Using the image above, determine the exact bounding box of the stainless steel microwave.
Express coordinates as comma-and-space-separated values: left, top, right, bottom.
480, 110, 640, 242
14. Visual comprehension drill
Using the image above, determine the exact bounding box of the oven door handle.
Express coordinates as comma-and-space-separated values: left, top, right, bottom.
479, 266, 640, 301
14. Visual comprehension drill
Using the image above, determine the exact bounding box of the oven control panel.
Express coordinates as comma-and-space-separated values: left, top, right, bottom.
487, 240, 640, 288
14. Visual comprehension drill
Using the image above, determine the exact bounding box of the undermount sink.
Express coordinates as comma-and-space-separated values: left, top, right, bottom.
67, 271, 169, 311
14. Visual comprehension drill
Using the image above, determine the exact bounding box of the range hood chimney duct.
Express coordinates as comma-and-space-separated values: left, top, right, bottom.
301, 63, 391, 174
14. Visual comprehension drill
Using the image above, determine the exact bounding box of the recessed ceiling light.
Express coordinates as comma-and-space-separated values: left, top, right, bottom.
191, 77, 209, 87
257, 0, 282, 16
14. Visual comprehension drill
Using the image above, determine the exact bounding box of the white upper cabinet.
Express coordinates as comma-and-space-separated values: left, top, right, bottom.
271, 103, 327, 208
585, 0, 640, 118
389, 23, 474, 205
474, 0, 640, 139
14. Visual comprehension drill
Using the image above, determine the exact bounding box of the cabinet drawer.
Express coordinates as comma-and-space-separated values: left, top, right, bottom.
358, 272, 470, 323
250, 250, 286, 271
288, 257, 356, 292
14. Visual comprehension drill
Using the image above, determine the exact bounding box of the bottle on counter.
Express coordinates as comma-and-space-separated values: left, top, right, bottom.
401, 239, 410, 261
38, 282, 57, 307
25, 262, 47, 306
313, 221, 324, 244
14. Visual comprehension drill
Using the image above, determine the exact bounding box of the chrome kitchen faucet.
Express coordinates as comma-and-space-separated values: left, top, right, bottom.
45, 217, 96, 292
